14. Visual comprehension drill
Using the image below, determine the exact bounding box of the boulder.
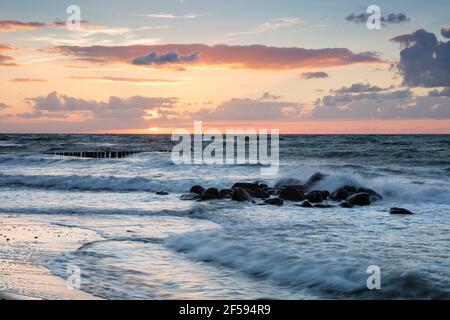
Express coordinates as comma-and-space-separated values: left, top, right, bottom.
346, 192, 371, 206
254, 189, 270, 199
232, 188, 253, 202
330, 188, 349, 201
306, 190, 329, 203
180, 193, 200, 201
265, 188, 280, 195
314, 203, 334, 208
343, 185, 357, 194
298, 200, 313, 208
390, 207, 414, 215
274, 178, 302, 188
190, 185, 205, 196
219, 188, 233, 198
263, 198, 284, 206
305, 172, 326, 187
357, 187, 383, 201
279, 186, 305, 201
339, 201, 353, 208
231, 182, 260, 191
156, 191, 169, 195
200, 188, 220, 201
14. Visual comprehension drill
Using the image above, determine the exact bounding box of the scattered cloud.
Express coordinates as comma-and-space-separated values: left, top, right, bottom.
395, 29, 450, 87
0, 44, 17, 66
67, 76, 182, 85
441, 26, 450, 39
258, 92, 281, 101
122, 13, 198, 19
346, 12, 410, 25
0, 19, 91, 32
10, 78, 48, 83
49, 44, 381, 70
330, 83, 390, 94
0, 102, 11, 110
301, 71, 329, 79
428, 87, 450, 97
227, 17, 303, 37
131, 51, 199, 66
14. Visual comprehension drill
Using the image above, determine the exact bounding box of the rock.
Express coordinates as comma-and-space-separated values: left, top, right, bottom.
279, 186, 305, 201
346, 192, 371, 206
314, 203, 334, 208
274, 178, 302, 188
232, 188, 253, 202
200, 188, 220, 201
180, 193, 200, 201
231, 182, 260, 191
258, 183, 269, 189
390, 207, 414, 215
265, 188, 280, 195
330, 188, 349, 201
339, 201, 353, 208
254, 189, 270, 199
190, 185, 205, 195
305, 190, 329, 203
263, 198, 284, 206
357, 187, 383, 201
298, 200, 313, 208
305, 172, 326, 187
156, 191, 169, 195
219, 188, 233, 198
343, 185, 358, 194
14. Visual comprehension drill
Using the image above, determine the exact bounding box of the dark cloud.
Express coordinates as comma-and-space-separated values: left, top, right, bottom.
17, 92, 178, 130
0, 102, 11, 110
441, 26, 450, 39
396, 29, 450, 87
258, 92, 281, 100
311, 83, 450, 119
48, 44, 381, 70
331, 83, 388, 94
301, 72, 329, 79
390, 33, 415, 47
10, 78, 48, 83
131, 51, 199, 66
346, 12, 410, 25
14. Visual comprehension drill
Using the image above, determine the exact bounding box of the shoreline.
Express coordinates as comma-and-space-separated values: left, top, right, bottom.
0, 213, 102, 300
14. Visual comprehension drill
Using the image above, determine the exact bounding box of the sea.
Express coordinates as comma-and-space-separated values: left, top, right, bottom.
0, 134, 449, 299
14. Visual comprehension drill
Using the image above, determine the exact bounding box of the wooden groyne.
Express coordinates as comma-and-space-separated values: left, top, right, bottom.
46, 151, 142, 158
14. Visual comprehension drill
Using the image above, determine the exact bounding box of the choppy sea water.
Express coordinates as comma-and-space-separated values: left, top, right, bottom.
0, 134, 449, 299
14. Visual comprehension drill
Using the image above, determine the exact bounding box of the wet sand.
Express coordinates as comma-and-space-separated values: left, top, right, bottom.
0, 214, 102, 300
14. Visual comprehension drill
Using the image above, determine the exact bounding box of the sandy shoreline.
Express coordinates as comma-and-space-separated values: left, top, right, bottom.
0, 214, 103, 300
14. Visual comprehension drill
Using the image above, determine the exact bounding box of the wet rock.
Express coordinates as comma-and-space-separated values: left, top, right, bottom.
305, 172, 326, 187
232, 188, 253, 202
390, 207, 414, 215
357, 188, 383, 201
254, 189, 270, 199
180, 193, 200, 201
305, 190, 329, 203
346, 192, 371, 206
298, 200, 313, 208
200, 188, 220, 201
339, 201, 354, 208
274, 178, 302, 188
231, 182, 260, 191
314, 203, 334, 208
279, 186, 305, 201
265, 188, 281, 195
219, 188, 233, 198
263, 197, 284, 206
343, 185, 358, 194
258, 183, 269, 189
190, 185, 205, 196
156, 191, 169, 195
331, 188, 349, 201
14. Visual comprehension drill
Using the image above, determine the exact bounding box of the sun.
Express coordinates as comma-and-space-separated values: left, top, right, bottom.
149, 127, 159, 132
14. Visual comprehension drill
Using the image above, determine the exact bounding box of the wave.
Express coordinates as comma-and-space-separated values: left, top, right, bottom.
0, 173, 194, 193
166, 230, 450, 299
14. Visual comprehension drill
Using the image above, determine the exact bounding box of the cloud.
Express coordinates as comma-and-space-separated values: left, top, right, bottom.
0, 102, 11, 110
311, 83, 450, 119
131, 51, 199, 66
441, 26, 450, 39
395, 29, 450, 87
121, 13, 197, 19
67, 76, 182, 84
346, 12, 410, 25
390, 33, 415, 47
10, 78, 48, 83
428, 87, 450, 97
0, 19, 95, 32
49, 44, 381, 70
227, 17, 303, 37
330, 83, 388, 94
0, 43, 17, 66
258, 92, 281, 101
17, 91, 178, 130
193, 98, 303, 121
301, 71, 329, 79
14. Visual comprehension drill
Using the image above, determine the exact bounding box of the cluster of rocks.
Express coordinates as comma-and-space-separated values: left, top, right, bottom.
179, 173, 390, 209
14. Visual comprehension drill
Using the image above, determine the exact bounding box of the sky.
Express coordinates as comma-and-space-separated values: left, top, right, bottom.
1, 0, 450, 133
